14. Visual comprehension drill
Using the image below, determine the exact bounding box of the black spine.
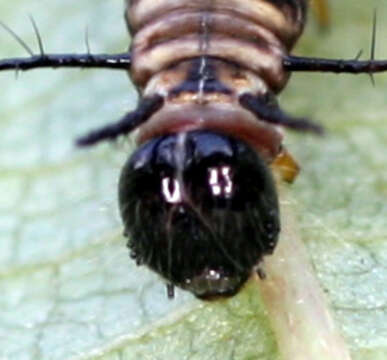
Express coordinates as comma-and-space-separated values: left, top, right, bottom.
0, 53, 131, 72
76, 95, 164, 147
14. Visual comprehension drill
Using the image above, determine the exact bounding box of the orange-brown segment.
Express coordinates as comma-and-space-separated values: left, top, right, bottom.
311, 0, 330, 28
271, 147, 300, 183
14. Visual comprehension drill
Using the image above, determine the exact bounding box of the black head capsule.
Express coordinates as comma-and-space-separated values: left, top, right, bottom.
119, 130, 280, 299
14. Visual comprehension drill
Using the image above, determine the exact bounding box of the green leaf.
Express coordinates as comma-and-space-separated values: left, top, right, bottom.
0, 1, 386, 359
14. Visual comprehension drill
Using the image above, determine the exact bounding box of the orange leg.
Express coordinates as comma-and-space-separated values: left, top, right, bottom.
311, 0, 330, 28
271, 148, 300, 184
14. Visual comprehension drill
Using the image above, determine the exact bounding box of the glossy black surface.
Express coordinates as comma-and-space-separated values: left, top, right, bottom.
119, 130, 280, 299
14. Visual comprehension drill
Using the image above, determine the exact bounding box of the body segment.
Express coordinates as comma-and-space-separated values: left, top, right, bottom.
126, 0, 307, 162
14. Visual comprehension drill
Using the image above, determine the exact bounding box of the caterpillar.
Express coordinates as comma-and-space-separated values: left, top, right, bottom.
1, 0, 386, 300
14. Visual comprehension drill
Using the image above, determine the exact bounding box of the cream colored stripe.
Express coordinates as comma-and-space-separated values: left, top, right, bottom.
132, 35, 286, 90
133, 10, 283, 53
128, 0, 299, 40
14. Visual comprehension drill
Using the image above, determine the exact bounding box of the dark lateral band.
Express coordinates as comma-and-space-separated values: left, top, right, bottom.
76, 95, 164, 147
239, 93, 324, 134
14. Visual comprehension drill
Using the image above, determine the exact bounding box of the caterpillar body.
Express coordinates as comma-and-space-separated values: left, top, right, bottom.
1, 0, 386, 299
119, 0, 311, 299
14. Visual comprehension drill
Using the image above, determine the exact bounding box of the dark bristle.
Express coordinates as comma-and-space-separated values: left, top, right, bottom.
0, 20, 34, 56
167, 284, 175, 299
283, 9, 387, 78
84, 26, 91, 55
28, 15, 45, 56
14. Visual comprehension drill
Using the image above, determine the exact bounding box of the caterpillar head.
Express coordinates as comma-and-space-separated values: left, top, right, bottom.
119, 130, 280, 299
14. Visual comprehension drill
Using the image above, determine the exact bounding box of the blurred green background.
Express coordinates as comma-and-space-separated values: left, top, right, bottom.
0, 1, 386, 359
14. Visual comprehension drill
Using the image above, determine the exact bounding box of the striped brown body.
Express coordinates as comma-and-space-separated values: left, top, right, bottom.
126, 0, 307, 161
